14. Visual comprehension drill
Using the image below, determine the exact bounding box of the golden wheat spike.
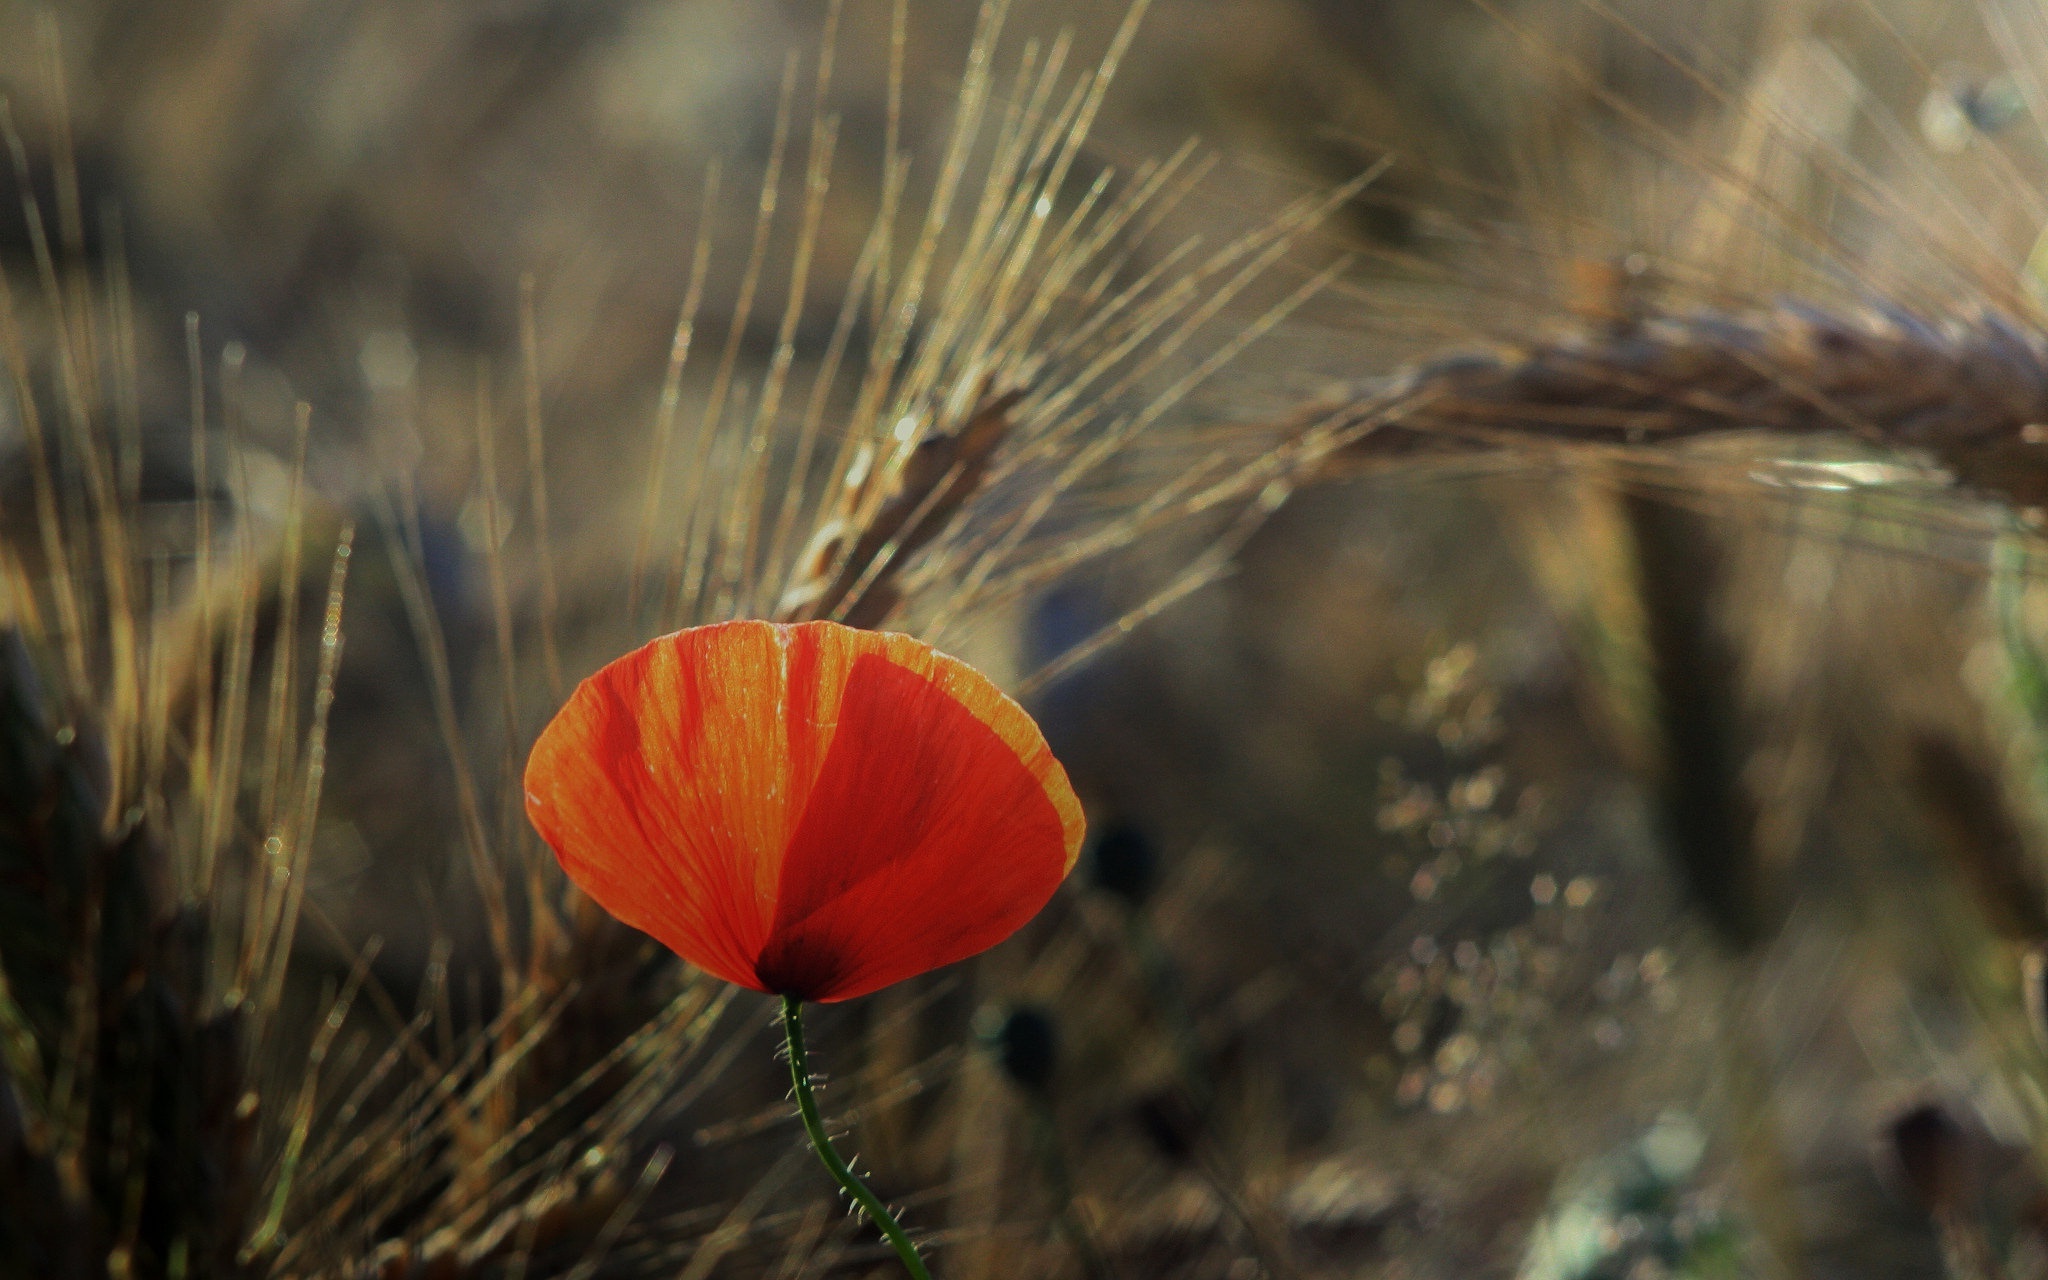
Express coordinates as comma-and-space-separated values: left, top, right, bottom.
1317, 303, 2048, 512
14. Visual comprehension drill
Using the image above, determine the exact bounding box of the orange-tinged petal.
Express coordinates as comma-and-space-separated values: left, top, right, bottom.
524, 620, 1084, 1000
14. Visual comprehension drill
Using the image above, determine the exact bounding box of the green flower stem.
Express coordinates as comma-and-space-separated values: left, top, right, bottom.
781, 995, 935, 1280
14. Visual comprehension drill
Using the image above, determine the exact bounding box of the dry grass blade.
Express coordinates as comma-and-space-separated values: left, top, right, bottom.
0, 56, 391, 1273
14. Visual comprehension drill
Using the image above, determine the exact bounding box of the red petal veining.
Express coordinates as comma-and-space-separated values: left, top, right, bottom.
524, 620, 1083, 1000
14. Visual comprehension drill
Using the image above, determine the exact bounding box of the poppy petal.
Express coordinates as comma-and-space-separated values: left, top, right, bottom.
525, 622, 798, 989
525, 621, 1083, 1001
757, 644, 1076, 1000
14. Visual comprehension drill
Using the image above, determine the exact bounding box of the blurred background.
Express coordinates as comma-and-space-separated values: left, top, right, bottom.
10, 0, 2048, 1277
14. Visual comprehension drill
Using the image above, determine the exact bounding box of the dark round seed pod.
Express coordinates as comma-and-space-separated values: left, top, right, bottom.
1087, 821, 1159, 910
1890, 1103, 1967, 1215
987, 1004, 1059, 1094
1133, 1086, 1202, 1166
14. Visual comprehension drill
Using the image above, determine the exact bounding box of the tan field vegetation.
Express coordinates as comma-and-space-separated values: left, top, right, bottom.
7, 0, 2048, 1276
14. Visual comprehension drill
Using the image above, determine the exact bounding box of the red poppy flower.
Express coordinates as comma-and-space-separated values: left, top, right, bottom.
525, 620, 1085, 1002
